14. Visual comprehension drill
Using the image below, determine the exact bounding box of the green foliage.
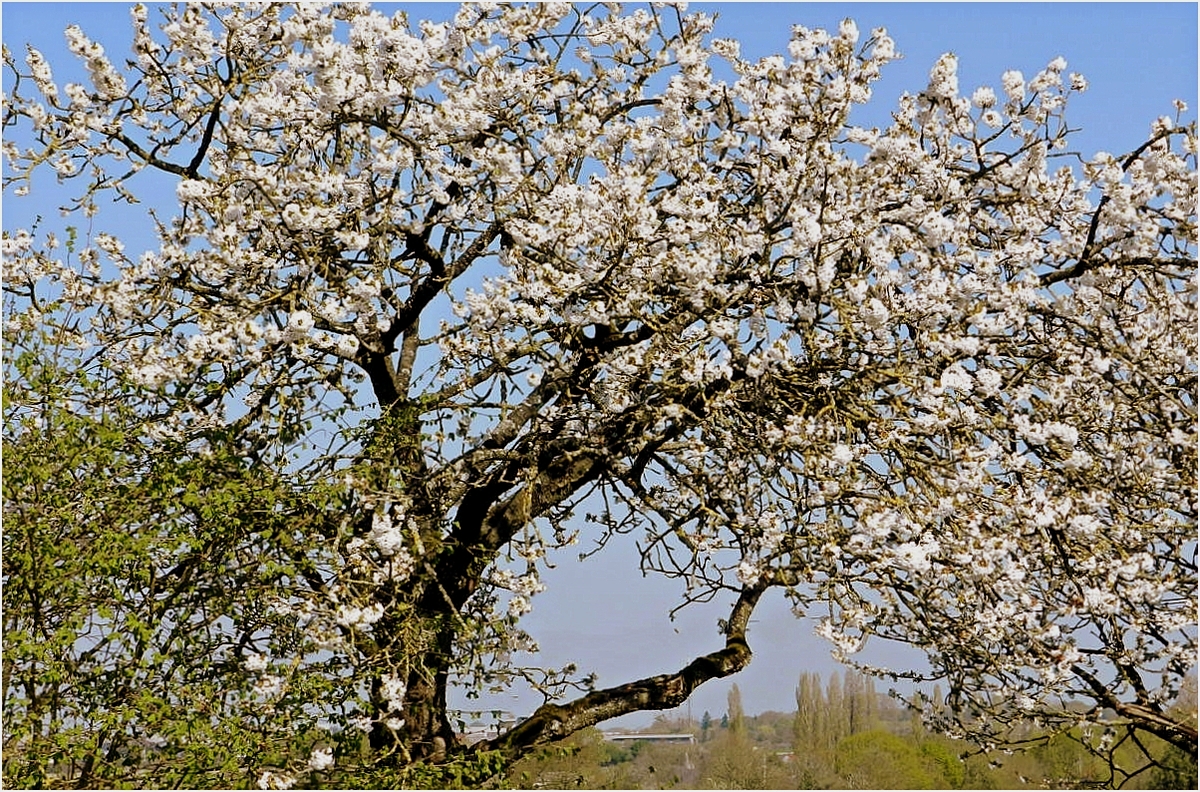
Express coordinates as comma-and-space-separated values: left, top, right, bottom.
333, 749, 509, 790
917, 738, 966, 789
1149, 742, 1199, 790
727, 684, 746, 736
834, 730, 947, 789
1142, 684, 1198, 790
507, 728, 676, 789
1, 342, 371, 787
503, 677, 1195, 790
1027, 731, 1106, 786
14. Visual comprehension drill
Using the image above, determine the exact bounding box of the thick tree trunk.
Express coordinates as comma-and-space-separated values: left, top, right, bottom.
368, 632, 459, 763
401, 649, 457, 762
360, 363, 720, 767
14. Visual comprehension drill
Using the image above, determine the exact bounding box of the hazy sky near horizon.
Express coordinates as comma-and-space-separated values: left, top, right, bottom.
3, 1, 1196, 728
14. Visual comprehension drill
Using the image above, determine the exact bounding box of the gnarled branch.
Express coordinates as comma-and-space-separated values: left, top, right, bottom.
479, 582, 766, 760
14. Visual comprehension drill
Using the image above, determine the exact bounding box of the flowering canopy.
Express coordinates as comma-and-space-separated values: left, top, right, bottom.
3, 2, 1195, 786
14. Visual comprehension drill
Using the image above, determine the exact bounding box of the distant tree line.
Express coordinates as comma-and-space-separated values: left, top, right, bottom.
510, 670, 1197, 789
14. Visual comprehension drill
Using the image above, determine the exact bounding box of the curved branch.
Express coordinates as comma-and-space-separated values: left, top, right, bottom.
111, 131, 192, 178
479, 582, 766, 761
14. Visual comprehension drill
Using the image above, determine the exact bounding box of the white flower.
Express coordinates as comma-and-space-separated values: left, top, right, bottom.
831, 443, 853, 467
838, 18, 859, 45
381, 673, 407, 712
1067, 514, 1101, 538
971, 86, 996, 109
348, 714, 373, 733
237, 319, 263, 342
369, 510, 406, 556
893, 541, 934, 574
176, 179, 209, 202
257, 770, 295, 790
736, 559, 763, 587
1052, 643, 1082, 668
335, 229, 370, 250
335, 334, 359, 358
1044, 421, 1078, 446
373, 548, 415, 584
131, 361, 174, 389
24, 47, 58, 102
52, 155, 78, 178
1062, 449, 1092, 472
974, 367, 1002, 395
287, 310, 315, 336
508, 594, 532, 617
814, 619, 863, 656
243, 651, 269, 673
862, 297, 889, 328
939, 363, 973, 393
744, 354, 767, 379
1001, 70, 1025, 101
871, 29, 895, 60
927, 53, 958, 100
335, 605, 363, 628
711, 38, 740, 60
307, 746, 335, 772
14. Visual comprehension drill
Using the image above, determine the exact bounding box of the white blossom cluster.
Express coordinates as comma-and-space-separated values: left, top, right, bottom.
3, 0, 1194, 762
379, 672, 407, 726
306, 746, 334, 772
256, 770, 295, 790
241, 650, 287, 713
490, 567, 548, 618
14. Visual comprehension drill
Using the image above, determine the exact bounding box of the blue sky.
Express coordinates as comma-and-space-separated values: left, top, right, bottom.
3, 2, 1196, 727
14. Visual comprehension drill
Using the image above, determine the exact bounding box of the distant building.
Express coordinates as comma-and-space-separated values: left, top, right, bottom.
457, 713, 518, 745
602, 732, 696, 745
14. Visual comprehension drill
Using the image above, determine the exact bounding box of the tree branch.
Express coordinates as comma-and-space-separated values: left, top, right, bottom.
479, 582, 766, 760
1039, 125, 1190, 287
1071, 663, 1198, 754
185, 96, 222, 178
1040, 255, 1194, 287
